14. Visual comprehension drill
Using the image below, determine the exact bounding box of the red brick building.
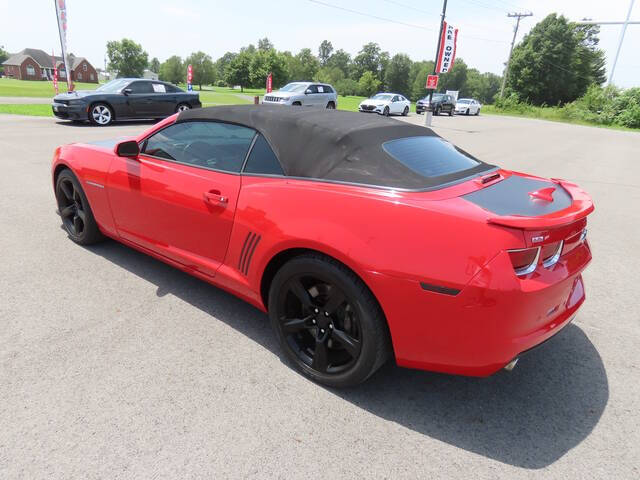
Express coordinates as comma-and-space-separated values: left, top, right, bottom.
2, 48, 98, 83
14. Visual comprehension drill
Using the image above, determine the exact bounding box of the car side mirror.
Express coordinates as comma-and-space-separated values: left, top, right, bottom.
122, 88, 132, 95
116, 140, 140, 158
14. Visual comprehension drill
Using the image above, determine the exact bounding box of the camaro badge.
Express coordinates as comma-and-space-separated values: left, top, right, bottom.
529, 187, 555, 202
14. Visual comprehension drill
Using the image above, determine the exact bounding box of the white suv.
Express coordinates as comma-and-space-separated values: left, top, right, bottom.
263, 82, 337, 108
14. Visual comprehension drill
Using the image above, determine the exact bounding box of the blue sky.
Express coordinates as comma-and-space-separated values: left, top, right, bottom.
1, 0, 638, 87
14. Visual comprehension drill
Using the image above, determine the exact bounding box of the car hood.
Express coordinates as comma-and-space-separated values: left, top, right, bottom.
270, 91, 296, 99
53, 90, 98, 101
360, 99, 390, 106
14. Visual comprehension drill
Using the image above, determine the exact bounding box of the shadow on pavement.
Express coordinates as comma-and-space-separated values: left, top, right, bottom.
86, 239, 608, 470
54, 119, 158, 128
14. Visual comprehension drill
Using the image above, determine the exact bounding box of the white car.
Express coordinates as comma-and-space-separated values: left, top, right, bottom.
454, 98, 482, 115
358, 93, 410, 116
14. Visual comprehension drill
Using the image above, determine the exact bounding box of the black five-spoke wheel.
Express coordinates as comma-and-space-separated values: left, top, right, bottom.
269, 254, 390, 387
55, 169, 103, 245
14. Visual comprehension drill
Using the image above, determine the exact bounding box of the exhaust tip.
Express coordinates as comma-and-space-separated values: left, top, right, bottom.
504, 358, 519, 372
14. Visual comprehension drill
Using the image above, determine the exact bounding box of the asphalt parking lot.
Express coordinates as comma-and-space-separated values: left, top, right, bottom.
1, 112, 639, 479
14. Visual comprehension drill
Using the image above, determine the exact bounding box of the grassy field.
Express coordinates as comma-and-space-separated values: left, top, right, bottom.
0, 78, 99, 97
0, 78, 420, 116
0, 104, 53, 116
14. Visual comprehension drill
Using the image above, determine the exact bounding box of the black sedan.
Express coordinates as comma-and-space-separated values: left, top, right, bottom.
51, 78, 201, 126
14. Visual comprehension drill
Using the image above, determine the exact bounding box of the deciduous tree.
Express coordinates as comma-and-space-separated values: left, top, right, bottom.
106, 38, 148, 78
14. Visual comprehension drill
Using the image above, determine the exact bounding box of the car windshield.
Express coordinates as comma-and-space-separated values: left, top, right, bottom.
371, 94, 393, 101
430, 94, 444, 101
457, 99, 471, 104
382, 136, 480, 178
279, 83, 308, 93
96, 79, 129, 93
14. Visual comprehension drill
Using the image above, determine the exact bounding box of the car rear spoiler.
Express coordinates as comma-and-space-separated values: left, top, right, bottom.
487, 179, 594, 230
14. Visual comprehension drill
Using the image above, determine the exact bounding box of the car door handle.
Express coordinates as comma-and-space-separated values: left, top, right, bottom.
203, 190, 228, 205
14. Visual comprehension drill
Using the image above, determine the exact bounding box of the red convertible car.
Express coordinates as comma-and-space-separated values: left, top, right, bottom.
52, 105, 593, 387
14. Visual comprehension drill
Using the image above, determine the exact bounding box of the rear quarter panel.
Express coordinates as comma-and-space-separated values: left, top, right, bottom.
229, 176, 526, 340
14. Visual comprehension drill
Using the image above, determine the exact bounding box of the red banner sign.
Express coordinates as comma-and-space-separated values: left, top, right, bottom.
187, 64, 193, 91
425, 75, 439, 89
266, 72, 273, 93
436, 21, 459, 74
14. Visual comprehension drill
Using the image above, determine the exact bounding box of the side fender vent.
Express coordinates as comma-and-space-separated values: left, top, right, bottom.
238, 231, 261, 276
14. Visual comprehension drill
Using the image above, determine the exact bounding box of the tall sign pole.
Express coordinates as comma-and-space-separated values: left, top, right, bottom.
54, 0, 73, 91
499, 12, 533, 98
608, 0, 635, 85
425, 0, 447, 127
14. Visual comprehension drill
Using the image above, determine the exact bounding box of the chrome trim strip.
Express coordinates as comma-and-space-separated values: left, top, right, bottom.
580, 228, 588, 242
542, 240, 564, 269
512, 247, 541, 276
85, 180, 104, 189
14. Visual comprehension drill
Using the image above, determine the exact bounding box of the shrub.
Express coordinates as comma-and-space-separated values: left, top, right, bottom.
334, 78, 359, 96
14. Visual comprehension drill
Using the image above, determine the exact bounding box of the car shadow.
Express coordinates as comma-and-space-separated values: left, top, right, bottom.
84, 239, 608, 470
54, 119, 158, 128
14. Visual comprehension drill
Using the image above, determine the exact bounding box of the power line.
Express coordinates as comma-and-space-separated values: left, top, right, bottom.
308, 0, 509, 44
380, 0, 436, 15
307, 0, 435, 31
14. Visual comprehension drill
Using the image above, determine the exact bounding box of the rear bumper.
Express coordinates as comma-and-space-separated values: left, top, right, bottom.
366, 241, 592, 376
52, 102, 86, 120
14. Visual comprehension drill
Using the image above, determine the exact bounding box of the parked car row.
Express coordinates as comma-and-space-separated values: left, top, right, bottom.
51, 77, 482, 126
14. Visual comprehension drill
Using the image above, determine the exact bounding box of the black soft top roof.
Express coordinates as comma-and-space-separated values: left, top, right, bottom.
177, 105, 493, 190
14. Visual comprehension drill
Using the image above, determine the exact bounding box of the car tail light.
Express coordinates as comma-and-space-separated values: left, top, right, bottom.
540, 241, 563, 268
508, 247, 540, 276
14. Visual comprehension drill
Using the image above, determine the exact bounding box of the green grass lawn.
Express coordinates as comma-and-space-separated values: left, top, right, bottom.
0, 78, 99, 97
482, 105, 639, 132
0, 104, 53, 116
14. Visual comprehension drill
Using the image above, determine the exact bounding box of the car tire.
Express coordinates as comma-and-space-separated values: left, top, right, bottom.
292, 101, 302, 106
383, 106, 390, 116
402, 106, 409, 116
326, 101, 336, 109
466, 108, 470, 115
55, 169, 104, 245
175, 103, 191, 113
435, 106, 440, 116
448, 108, 453, 117
476, 108, 480, 116
268, 253, 391, 388
89, 103, 113, 126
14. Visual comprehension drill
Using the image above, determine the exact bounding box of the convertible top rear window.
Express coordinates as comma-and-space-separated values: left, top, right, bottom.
382, 136, 480, 178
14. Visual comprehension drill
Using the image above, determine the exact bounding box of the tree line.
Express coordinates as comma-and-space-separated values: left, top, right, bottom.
105, 37, 502, 103
104, 13, 610, 105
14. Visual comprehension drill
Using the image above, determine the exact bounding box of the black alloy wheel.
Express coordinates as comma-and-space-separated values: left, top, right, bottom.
55, 170, 103, 245
466, 108, 470, 115
383, 106, 390, 116
403, 106, 409, 116
269, 254, 390, 387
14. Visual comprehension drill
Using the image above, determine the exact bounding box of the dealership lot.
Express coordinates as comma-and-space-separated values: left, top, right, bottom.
1, 113, 639, 478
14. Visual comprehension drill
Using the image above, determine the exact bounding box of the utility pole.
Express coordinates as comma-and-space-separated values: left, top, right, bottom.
499, 12, 533, 98
576, 0, 637, 85
425, 0, 447, 127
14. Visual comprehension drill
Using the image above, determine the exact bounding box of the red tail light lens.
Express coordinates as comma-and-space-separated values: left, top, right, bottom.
508, 247, 540, 276
540, 241, 563, 267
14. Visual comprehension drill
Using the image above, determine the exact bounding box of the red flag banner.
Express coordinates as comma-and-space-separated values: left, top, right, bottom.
54, 0, 72, 91
436, 21, 458, 74
187, 64, 193, 91
266, 72, 273, 93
